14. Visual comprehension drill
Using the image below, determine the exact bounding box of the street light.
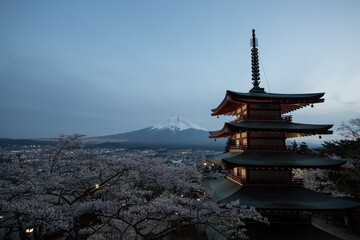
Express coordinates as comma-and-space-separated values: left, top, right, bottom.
26, 227, 34, 234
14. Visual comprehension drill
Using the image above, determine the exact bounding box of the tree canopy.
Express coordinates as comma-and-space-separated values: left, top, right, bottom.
0, 134, 266, 240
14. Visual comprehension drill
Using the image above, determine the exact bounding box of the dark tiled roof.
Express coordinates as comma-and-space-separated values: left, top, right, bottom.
206, 152, 240, 165
221, 183, 360, 210
201, 178, 241, 202
211, 90, 325, 115
209, 120, 333, 138
206, 151, 345, 168
203, 179, 360, 210
226, 120, 333, 132
228, 90, 325, 100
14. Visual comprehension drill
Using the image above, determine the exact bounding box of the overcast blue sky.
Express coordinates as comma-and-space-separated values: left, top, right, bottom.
1, 0, 360, 140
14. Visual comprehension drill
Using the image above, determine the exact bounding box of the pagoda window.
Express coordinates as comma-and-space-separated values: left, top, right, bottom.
234, 104, 248, 121
236, 108, 241, 120
234, 167, 238, 176
233, 167, 247, 178
241, 169, 246, 179
232, 132, 248, 147
236, 104, 247, 112
235, 133, 241, 146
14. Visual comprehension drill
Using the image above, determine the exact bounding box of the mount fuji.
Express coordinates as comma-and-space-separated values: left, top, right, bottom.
87, 116, 223, 148
151, 116, 207, 132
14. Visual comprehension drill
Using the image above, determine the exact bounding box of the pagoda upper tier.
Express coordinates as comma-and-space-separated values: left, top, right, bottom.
212, 90, 325, 116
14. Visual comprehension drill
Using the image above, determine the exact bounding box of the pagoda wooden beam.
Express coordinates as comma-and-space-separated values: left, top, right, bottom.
211, 100, 240, 116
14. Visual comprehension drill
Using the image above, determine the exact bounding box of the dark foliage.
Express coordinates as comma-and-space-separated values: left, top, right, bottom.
292, 141, 313, 156
224, 138, 236, 153
318, 139, 360, 159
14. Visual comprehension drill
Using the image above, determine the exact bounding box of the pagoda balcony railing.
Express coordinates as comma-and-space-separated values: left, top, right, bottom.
229, 145, 295, 151
231, 115, 292, 123
227, 173, 303, 185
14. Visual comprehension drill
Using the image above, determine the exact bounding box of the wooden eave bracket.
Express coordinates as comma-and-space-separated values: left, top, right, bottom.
209, 126, 233, 138
211, 100, 240, 116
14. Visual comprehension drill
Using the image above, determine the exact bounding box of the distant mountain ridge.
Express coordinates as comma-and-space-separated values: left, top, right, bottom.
0, 138, 57, 147
87, 116, 223, 147
0, 117, 225, 149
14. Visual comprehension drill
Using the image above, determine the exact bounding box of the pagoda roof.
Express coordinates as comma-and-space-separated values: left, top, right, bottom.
211, 90, 325, 116
227, 90, 325, 100
209, 120, 333, 138
206, 151, 346, 168
206, 152, 238, 166
202, 179, 360, 210
202, 176, 242, 202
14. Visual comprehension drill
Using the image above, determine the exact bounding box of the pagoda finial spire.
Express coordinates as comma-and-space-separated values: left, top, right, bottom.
249, 29, 265, 93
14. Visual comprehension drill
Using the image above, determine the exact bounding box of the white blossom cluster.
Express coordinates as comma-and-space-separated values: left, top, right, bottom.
0, 134, 267, 239
293, 168, 352, 198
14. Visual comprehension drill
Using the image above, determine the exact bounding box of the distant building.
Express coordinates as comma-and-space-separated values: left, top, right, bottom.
203, 29, 360, 239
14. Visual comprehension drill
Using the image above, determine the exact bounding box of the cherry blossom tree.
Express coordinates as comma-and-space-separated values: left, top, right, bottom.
0, 134, 267, 240
293, 168, 351, 198
293, 117, 360, 200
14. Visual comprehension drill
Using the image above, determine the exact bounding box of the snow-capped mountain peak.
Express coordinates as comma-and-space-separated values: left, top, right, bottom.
151, 116, 207, 132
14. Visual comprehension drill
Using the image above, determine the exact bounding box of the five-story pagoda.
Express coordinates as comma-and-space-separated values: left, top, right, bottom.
203, 29, 360, 239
